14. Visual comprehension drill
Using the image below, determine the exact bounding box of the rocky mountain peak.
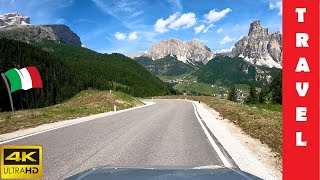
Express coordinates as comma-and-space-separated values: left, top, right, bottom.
137, 38, 215, 66
187, 39, 211, 52
248, 20, 269, 38
0, 12, 81, 46
231, 20, 282, 69
0, 12, 30, 27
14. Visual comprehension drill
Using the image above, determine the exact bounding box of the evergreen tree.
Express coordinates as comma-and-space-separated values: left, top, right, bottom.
270, 72, 282, 104
0, 39, 171, 111
246, 84, 258, 104
258, 88, 267, 103
228, 84, 236, 102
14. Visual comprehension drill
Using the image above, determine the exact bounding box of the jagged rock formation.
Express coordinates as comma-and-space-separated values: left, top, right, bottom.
138, 38, 215, 66
231, 20, 282, 69
0, 12, 30, 27
0, 13, 81, 46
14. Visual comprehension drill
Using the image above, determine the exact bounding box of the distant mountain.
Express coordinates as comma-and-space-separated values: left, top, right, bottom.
135, 55, 196, 76
0, 12, 30, 27
194, 56, 281, 86
0, 13, 81, 46
230, 20, 282, 69
135, 38, 215, 66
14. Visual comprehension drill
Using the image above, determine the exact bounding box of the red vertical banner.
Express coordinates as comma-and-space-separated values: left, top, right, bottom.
283, 0, 320, 179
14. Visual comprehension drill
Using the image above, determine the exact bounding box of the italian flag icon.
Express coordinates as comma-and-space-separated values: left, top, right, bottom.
4, 66, 43, 93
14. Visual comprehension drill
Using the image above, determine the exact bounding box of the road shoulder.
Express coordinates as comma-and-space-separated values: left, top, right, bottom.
193, 101, 281, 180
0, 100, 155, 144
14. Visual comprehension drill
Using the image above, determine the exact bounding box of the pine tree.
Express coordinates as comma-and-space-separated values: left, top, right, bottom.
247, 84, 258, 104
258, 88, 267, 103
228, 84, 236, 102
270, 72, 282, 104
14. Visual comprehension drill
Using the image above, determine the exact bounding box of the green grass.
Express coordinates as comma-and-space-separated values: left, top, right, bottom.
158, 72, 196, 81
248, 103, 282, 112
171, 81, 255, 97
157, 95, 282, 157
173, 82, 223, 95
234, 84, 250, 94
0, 90, 143, 135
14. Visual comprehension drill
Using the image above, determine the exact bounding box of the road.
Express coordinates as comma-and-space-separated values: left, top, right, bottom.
1, 100, 233, 180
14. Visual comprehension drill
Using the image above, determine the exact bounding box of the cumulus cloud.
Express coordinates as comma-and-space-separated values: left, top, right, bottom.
154, 13, 179, 33
269, 1, 282, 16
194, 24, 205, 34
169, 12, 197, 30
115, 32, 126, 40
217, 28, 223, 33
128, 32, 138, 40
204, 8, 232, 23
220, 36, 235, 45
203, 24, 214, 33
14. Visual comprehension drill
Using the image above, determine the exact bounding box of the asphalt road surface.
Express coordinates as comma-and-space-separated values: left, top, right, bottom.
1, 100, 231, 180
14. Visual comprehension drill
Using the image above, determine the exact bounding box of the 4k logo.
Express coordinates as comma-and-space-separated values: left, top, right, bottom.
1, 146, 42, 179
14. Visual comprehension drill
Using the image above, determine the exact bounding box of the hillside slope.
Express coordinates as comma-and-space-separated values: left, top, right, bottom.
0, 39, 170, 111
37, 41, 170, 96
135, 55, 196, 76
0, 90, 143, 134
194, 56, 280, 87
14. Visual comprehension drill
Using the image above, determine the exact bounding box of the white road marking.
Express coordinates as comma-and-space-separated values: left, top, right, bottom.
0, 102, 156, 145
192, 102, 232, 168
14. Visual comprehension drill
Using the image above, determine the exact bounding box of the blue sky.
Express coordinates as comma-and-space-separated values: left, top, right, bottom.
0, 0, 282, 55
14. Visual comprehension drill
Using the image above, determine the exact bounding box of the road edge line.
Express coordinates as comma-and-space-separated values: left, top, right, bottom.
0, 101, 156, 145
192, 102, 232, 168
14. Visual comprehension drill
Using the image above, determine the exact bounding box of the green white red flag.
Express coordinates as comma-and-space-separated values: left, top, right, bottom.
4, 66, 43, 93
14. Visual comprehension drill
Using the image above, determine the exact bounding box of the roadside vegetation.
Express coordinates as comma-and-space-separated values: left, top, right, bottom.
174, 82, 222, 96
0, 90, 143, 134
157, 73, 282, 156
228, 71, 282, 107
158, 95, 282, 156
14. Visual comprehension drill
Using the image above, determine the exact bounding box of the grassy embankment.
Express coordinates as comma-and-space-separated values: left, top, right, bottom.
158, 95, 282, 156
0, 90, 143, 134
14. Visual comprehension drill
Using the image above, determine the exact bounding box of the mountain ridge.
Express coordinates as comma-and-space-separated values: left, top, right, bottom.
230, 20, 282, 69
135, 38, 215, 66
0, 13, 81, 46
133, 20, 282, 69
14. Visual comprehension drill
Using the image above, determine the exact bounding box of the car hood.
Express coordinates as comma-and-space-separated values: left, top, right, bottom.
65, 165, 262, 180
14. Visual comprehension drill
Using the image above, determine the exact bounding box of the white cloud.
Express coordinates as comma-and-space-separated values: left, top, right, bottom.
131, 10, 144, 17
195, 38, 209, 43
220, 36, 235, 45
214, 46, 234, 53
154, 13, 179, 33
115, 32, 126, 40
204, 8, 232, 23
194, 24, 205, 34
203, 24, 214, 33
169, 12, 197, 30
237, 35, 244, 41
217, 28, 223, 33
128, 32, 138, 40
55, 18, 66, 24
269, 1, 282, 16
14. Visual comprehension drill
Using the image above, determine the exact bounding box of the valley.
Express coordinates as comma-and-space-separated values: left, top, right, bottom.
134, 20, 282, 101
